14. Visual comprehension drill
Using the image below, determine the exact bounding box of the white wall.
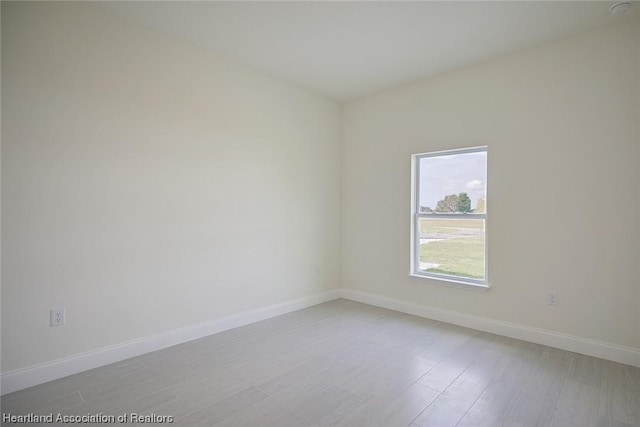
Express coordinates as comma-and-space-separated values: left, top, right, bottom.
1, 2, 341, 373
342, 20, 640, 350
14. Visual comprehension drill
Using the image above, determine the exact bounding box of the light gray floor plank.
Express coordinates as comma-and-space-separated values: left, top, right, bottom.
412, 335, 515, 427
500, 347, 575, 427
212, 381, 350, 427
599, 360, 640, 426
551, 379, 601, 427
598, 415, 637, 427
345, 383, 439, 427
570, 353, 604, 387
416, 332, 497, 393
308, 356, 436, 427
2, 299, 639, 427
180, 386, 269, 427
456, 340, 545, 427
262, 386, 356, 427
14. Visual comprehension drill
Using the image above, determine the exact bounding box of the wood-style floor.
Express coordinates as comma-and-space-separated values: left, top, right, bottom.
2, 299, 639, 426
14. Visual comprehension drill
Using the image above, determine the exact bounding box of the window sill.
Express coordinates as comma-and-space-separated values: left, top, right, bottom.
409, 273, 490, 292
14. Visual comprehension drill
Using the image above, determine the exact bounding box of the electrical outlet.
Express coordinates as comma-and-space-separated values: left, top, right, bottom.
548, 293, 557, 306
50, 308, 65, 326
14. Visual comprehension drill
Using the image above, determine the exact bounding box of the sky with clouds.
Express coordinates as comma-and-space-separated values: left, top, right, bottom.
419, 151, 486, 210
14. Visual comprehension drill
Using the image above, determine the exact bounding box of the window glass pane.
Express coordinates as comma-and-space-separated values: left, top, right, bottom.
418, 218, 485, 280
419, 151, 486, 213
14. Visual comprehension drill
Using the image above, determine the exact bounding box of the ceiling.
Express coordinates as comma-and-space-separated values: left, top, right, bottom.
100, 1, 637, 102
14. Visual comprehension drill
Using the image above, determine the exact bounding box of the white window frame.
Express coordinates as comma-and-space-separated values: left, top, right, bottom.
410, 146, 489, 290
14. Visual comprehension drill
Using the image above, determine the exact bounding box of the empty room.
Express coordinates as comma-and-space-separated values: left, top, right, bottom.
1, 1, 639, 426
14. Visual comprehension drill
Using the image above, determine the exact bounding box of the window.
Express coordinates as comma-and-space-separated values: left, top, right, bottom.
410, 146, 488, 289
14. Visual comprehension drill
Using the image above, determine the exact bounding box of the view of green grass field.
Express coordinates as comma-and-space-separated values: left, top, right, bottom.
419, 218, 485, 279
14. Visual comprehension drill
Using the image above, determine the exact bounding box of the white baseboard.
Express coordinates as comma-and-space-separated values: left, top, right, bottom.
0, 290, 341, 396
339, 288, 640, 368
4, 287, 637, 396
